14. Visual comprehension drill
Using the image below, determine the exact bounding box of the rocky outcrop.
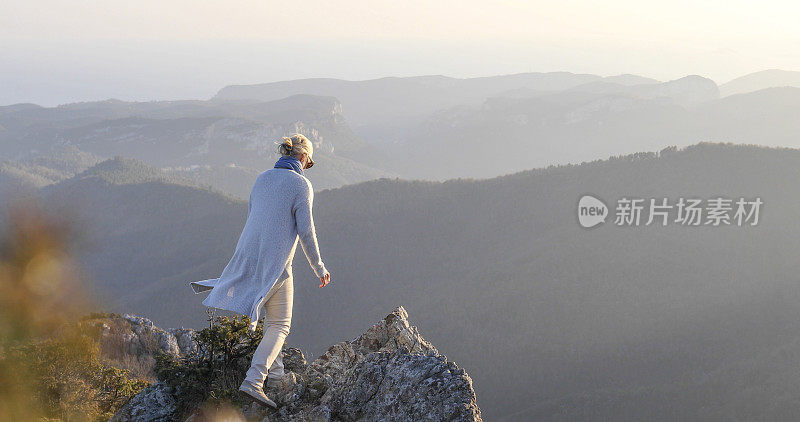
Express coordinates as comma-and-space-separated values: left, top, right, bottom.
109, 382, 177, 422
83, 313, 197, 358
111, 306, 482, 421
258, 306, 481, 421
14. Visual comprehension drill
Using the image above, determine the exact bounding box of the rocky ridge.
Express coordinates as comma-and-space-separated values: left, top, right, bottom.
108, 306, 482, 421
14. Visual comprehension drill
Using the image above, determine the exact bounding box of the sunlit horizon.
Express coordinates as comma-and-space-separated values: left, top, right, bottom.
2, 0, 799, 105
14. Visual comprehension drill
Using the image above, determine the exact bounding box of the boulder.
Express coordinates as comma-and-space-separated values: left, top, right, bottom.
109, 382, 177, 422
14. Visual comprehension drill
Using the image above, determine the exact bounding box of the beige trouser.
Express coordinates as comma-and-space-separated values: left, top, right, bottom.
244, 274, 293, 389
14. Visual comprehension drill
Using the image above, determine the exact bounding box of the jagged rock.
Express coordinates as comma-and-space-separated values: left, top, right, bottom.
243, 306, 481, 421
323, 349, 480, 421
169, 327, 199, 355
111, 306, 482, 422
281, 347, 308, 374
84, 313, 198, 359
109, 382, 177, 422
273, 372, 304, 405
122, 314, 183, 356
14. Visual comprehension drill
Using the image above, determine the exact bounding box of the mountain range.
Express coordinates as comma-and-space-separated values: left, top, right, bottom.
3, 68, 800, 420
16, 142, 800, 421
0, 94, 392, 198
719, 69, 800, 97
4, 69, 799, 194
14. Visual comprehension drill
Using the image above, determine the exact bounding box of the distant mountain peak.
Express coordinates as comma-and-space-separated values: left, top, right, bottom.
70, 156, 195, 187
720, 69, 800, 97
602, 74, 661, 86
0, 103, 43, 115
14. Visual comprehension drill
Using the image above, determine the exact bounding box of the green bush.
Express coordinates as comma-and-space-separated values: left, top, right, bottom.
154, 314, 269, 419
80, 311, 121, 321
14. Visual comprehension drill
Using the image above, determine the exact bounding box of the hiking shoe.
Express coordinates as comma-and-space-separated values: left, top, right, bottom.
238, 380, 277, 408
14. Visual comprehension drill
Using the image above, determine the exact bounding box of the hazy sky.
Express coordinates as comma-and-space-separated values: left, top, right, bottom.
2, 0, 799, 106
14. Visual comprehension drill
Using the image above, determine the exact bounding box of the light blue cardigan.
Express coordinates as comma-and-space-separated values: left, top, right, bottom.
190, 168, 329, 331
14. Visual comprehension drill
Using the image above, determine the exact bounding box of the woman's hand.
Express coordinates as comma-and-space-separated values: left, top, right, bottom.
319, 272, 331, 288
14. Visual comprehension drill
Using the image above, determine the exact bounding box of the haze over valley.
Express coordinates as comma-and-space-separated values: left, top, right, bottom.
3, 69, 800, 198
2, 69, 800, 420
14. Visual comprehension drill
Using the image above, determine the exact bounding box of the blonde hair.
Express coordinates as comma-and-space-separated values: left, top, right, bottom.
278, 133, 314, 160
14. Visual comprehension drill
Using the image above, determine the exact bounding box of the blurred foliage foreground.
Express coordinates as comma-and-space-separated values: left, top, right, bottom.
0, 197, 280, 421
0, 198, 148, 421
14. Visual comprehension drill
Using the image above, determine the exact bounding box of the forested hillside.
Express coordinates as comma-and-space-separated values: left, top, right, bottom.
34, 142, 800, 420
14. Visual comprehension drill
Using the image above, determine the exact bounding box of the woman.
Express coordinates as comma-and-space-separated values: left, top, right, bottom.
189, 133, 331, 408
